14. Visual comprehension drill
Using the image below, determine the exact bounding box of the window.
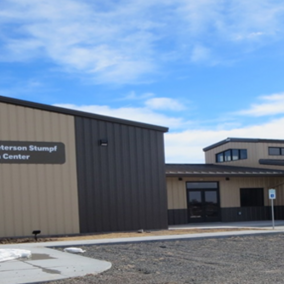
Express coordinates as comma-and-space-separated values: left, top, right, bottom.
268, 147, 284, 156
216, 152, 224, 163
232, 149, 239, 160
215, 149, 247, 163
240, 188, 264, 207
240, 149, 247, 159
187, 182, 218, 189
224, 150, 231, 161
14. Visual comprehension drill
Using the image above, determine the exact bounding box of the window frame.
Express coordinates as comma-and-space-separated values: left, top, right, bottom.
268, 147, 284, 156
215, 149, 247, 163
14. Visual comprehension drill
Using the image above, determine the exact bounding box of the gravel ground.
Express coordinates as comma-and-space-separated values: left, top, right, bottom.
45, 234, 284, 284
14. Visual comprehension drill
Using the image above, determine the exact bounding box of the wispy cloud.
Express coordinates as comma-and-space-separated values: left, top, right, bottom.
145, 97, 186, 111
1, 0, 284, 84
55, 91, 284, 162
237, 93, 284, 117
54, 103, 187, 129
190, 44, 212, 63
165, 116, 284, 162
0, 78, 46, 99
56, 99, 284, 163
123, 92, 154, 101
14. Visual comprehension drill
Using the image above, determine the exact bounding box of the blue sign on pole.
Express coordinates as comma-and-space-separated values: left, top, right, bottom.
269, 189, 276, 200
269, 189, 276, 229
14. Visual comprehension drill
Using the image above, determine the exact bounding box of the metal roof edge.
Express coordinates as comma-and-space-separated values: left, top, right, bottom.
203, 137, 284, 152
165, 163, 284, 177
166, 173, 284, 178
0, 95, 169, 132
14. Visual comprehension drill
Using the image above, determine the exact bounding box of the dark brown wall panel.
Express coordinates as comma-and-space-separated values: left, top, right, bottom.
75, 117, 168, 233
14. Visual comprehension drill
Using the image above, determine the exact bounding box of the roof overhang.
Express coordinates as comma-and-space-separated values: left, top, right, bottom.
165, 164, 284, 178
203, 137, 284, 152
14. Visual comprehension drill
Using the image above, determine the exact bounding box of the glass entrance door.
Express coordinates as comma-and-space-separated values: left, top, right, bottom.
204, 190, 219, 221
188, 191, 202, 220
187, 182, 220, 223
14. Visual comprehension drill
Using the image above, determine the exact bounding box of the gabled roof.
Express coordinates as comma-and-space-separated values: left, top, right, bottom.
165, 164, 284, 177
203, 137, 284, 152
0, 96, 168, 132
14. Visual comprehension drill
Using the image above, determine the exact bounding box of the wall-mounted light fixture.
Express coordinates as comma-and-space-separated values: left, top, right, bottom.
226, 177, 230, 181
178, 177, 183, 181
99, 139, 108, 147
32, 230, 41, 241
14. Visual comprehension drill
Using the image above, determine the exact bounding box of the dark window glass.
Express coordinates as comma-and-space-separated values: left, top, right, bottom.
216, 152, 223, 163
232, 149, 239, 160
269, 147, 280, 155
187, 182, 218, 189
188, 191, 202, 219
224, 150, 231, 161
204, 191, 218, 217
216, 149, 247, 163
281, 148, 284, 155
240, 188, 264, 207
240, 149, 247, 159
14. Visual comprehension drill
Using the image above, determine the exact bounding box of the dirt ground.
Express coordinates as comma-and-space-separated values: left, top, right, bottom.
0, 227, 261, 244
56, 227, 261, 241
46, 233, 284, 284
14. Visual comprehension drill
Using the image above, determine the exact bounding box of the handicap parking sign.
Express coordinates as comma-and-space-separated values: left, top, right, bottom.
269, 189, 276, 200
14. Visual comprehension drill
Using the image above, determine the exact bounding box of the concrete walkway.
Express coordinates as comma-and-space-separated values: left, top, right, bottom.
1, 220, 284, 284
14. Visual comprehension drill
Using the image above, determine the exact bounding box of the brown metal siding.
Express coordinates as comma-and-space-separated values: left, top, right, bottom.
75, 117, 168, 233
0, 102, 80, 237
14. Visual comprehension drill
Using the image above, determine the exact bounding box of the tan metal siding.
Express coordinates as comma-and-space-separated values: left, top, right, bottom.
220, 177, 284, 207
167, 176, 284, 209
167, 178, 187, 209
0, 102, 80, 237
205, 141, 284, 169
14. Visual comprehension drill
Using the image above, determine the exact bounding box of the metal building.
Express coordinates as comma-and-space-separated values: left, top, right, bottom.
166, 138, 284, 225
0, 96, 168, 238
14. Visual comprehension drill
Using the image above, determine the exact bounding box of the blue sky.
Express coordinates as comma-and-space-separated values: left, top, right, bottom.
1, 0, 284, 162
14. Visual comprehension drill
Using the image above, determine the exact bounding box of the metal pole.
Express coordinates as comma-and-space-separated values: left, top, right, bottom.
271, 198, 275, 230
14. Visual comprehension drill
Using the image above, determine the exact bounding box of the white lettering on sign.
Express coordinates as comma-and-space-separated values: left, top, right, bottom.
2, 154, 30, 160
0, 145, 28, 151
29, 145, 57, 153
0, 141, 65, 164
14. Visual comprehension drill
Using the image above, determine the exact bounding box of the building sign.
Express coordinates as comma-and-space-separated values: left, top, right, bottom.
0, 141, 65, 164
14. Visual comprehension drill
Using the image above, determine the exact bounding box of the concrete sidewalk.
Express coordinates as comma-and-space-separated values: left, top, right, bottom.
0, 243, 111, 284
1, 220, 284, 284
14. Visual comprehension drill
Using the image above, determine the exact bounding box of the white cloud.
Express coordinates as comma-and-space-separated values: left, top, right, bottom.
1, 0, 284, 83
165, 117, 284, 163
55, 91, 284, 163
237, 93, 284, 117
145, 97, 186, 111
54, 103, 185, 129
58, 101, 284, 163
124, 92, 154, 100
190, 44, 211, 62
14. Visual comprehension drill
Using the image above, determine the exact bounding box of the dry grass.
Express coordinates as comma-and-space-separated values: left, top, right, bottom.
0, 227, 263, 244
56, 227, 262, 241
